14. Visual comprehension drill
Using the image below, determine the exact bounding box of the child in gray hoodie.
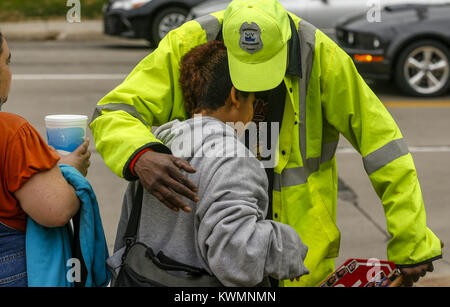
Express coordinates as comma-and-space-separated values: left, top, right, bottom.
113, 41, 309, 287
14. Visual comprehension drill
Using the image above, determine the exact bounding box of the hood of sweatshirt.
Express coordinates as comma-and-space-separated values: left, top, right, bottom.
154, 116, 239, 159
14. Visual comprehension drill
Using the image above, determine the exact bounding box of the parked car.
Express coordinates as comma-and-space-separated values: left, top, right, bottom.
336, 3, 450, 97
103, 0, 208, 45
186, 0, 443, 37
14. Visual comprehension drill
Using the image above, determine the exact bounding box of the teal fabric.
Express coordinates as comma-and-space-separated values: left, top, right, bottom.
26, 164, 110, 287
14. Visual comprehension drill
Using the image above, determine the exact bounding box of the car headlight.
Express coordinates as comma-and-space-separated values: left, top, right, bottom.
347, 32, 354, 45
111, 0, 151, 10
373, 38, 380, 48
360, 34, 382, 49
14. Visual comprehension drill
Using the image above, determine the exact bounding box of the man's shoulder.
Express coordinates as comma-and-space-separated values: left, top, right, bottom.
174, 10, 224, 36
287, 12, 339, 56
166, 10, 224, 45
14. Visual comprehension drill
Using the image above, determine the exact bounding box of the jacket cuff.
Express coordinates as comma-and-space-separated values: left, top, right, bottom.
130, 148, 152, 177
123, 142, 172, 181
395, 254, 443, 269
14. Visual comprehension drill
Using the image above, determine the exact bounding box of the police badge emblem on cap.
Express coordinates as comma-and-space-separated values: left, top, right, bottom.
239, 22, 263, 54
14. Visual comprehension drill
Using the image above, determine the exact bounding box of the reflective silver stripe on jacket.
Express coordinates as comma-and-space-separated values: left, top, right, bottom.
90, 103, 149, 126
274, 19, 324, 191
297, 19, 317, 175
363, 138, 410, 175
196, 14, 221, 42
274, 141, 338, 191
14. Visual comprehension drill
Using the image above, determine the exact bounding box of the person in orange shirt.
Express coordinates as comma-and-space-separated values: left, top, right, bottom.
0, 32, 90, 287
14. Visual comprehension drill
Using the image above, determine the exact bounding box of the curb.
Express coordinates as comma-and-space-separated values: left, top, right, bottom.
5, 32, 110, 42
1, 20, 112, 42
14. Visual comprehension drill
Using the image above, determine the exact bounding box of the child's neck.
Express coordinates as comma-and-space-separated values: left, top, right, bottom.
198, 108, 232, 124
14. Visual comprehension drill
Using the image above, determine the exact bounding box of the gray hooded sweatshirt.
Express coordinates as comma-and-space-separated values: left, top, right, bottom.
113, 116, 309, 286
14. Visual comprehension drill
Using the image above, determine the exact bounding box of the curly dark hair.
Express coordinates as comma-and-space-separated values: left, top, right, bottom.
179, 40, 250, 117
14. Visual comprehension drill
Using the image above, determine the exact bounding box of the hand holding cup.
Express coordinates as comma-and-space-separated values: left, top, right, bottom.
45, 114, 91, 176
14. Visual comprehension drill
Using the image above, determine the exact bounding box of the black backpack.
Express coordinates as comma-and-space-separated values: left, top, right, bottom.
112, 182, 223, 287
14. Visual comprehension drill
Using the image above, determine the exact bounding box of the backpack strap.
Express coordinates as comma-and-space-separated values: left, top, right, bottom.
123, 182, 144, 247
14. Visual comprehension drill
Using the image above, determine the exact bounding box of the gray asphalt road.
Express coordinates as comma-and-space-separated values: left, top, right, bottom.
4, 40, 450, 285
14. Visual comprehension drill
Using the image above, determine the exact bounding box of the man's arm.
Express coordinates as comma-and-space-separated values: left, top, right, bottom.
319, 33, 442, 277
90, 22, 207, 210
89, 28, 185, 180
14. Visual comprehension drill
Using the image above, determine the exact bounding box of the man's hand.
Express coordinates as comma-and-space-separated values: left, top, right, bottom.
399, 240, 444, 287
134, 150, 199, 213
58, 138, 91, 177
399, 262, 434, 287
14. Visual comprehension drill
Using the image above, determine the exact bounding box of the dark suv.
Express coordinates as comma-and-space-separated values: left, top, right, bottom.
103, 0, 207, 46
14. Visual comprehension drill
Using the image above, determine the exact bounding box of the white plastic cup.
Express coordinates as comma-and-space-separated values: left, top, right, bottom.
45, 114, 88, 155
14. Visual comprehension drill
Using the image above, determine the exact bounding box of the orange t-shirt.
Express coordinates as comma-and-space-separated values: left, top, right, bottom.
0, 112, 60, 232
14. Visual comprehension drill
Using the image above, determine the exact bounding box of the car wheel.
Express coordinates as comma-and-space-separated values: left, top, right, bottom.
395, 40, 450, 97
150, 7, 189, 46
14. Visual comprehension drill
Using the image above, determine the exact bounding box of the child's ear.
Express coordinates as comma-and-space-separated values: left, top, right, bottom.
230, 86, 241, 109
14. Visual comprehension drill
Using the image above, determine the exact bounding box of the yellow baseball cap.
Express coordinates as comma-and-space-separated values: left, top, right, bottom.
223, 0, 291, 92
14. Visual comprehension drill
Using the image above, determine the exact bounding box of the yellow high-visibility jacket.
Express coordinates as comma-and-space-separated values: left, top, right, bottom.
90, 11, 442, 287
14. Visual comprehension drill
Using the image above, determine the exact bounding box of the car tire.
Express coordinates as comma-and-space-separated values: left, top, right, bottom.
394, 40, 450, 97
150, 6, 189, 46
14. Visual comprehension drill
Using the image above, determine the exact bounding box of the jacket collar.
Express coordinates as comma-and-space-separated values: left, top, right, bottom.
286, 15, 302, 78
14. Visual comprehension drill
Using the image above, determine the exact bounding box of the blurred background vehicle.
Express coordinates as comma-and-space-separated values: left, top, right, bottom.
103, 0, 208, 45
186, 0, 444, 37
336, 3, 450, 97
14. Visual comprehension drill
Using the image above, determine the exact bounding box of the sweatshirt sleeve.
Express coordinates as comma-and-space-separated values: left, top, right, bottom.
194, 138, 309, 287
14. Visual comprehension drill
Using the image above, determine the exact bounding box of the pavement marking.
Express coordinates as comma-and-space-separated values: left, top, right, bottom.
338, 146, 450, 154
13, 74, 128, 80
10, 75, 450, 107
383, 100, 450, 108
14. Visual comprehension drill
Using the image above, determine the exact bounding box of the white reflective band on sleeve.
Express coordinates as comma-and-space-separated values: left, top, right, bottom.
362, 138, 410, 175
195, 14, 221, 42
91, 103, 149, 126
